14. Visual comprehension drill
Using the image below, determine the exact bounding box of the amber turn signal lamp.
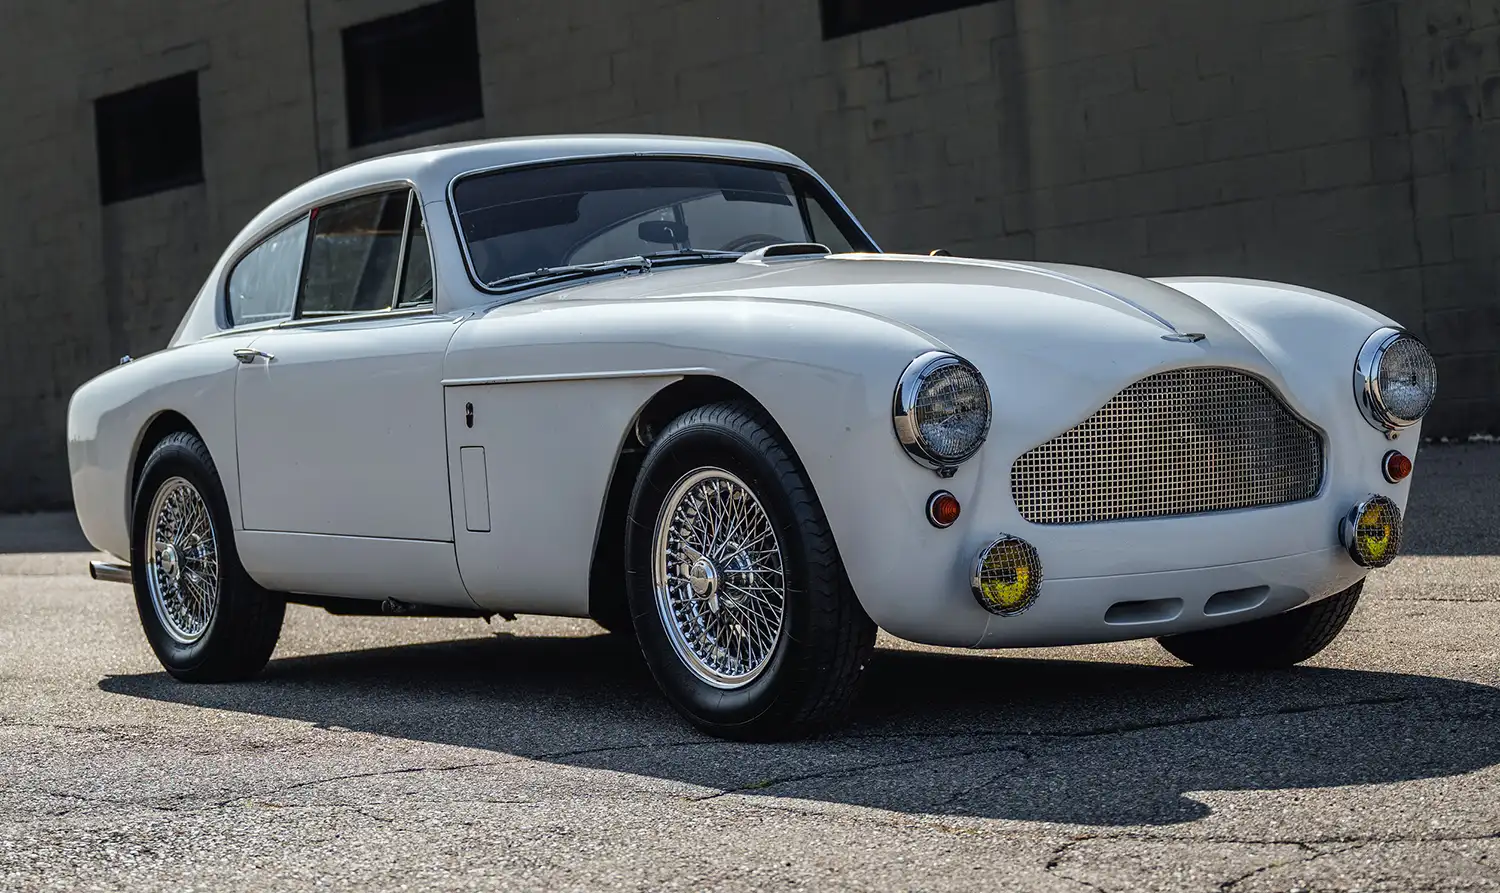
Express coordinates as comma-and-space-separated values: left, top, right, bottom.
927, 491, 961, 528
1383, 450, 1412, 483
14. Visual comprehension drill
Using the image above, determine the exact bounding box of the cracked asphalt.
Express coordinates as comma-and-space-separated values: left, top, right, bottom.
2, 445, 1497, 892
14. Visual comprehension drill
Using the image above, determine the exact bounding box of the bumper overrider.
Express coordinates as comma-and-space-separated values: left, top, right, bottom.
889, 327, 1435, 646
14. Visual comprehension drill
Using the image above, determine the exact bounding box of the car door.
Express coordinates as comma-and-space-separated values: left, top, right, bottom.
233, 188, 457, 547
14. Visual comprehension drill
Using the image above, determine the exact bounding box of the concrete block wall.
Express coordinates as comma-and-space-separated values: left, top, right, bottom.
0, 0, 1493, 510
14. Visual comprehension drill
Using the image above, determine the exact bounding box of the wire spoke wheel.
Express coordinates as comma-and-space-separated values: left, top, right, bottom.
144, 476, 221, 644
652, 467, 787, 689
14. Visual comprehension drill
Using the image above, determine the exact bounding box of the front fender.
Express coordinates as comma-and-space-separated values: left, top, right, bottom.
445, 296, 947, 623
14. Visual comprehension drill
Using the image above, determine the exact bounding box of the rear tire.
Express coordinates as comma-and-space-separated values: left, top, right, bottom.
130, 431, 285, 682
1156, 581, 1364, 669
625, 402, 876, 740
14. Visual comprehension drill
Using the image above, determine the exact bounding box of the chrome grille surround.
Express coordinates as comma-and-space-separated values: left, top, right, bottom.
1012, 368, 1324, 525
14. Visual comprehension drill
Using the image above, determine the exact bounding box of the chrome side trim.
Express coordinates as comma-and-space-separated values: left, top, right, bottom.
275, 305, 438, 330
89, 560, 132, 584
442, 367, 713, 387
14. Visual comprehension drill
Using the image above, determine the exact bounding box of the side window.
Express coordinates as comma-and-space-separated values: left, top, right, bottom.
226, 216, 310, 327
396, 200, 434, 307
299, 190, 409, 316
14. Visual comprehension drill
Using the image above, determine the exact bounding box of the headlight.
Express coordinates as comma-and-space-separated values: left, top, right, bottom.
1354, 328, 1438, 432
893, 351, 991, 472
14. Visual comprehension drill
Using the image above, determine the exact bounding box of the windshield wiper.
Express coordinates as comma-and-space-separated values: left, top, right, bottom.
485, 256, 652, 290
483, 250, 743, 290
641, 249, 742, 262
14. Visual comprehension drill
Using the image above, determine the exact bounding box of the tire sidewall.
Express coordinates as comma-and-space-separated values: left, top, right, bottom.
626, 420, 816, 732
130, 437, 242, 676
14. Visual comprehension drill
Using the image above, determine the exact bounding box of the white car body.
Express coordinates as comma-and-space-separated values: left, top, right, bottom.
68, 135, 1420, 650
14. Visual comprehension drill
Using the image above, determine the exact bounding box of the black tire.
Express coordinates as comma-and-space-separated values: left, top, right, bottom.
1156, 581, 1364, 669
130, 431, 285, 682
624, 402, 877, 740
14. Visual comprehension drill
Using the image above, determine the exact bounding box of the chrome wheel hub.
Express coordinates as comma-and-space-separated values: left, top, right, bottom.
652, 468, 787, 689
158, 544, 180, 581
145, 477, 220, 645
688, 557, 718, 599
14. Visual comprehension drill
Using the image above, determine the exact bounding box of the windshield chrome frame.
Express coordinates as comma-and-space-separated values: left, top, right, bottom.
444, 152, 882, 299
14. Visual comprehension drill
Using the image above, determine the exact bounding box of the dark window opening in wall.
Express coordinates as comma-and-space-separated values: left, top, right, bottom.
343, 0, 483, 147
94, 72, 204, 205
820, 0, 994, 39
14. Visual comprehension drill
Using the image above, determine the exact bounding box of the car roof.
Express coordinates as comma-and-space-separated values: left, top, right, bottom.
354, 133, 811, 183
173, 135, 844, 346
237, 134, 814, 245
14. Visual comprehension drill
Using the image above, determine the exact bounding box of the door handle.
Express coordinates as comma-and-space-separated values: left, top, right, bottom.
233, 348, 275, 364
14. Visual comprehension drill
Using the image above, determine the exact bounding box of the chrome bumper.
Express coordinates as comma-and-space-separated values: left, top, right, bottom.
89, 560, 132, 584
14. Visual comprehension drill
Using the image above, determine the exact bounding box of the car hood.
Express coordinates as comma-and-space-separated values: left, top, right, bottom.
526, 251, 1269, 378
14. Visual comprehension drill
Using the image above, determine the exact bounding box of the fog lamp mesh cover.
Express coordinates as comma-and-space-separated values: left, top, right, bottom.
971, 536, 1043, 616
1341, 495, 1403, 569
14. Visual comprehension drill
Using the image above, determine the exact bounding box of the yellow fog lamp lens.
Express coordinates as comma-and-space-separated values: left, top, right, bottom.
1339, 495, 1403, 569
971, 535, 1043, 615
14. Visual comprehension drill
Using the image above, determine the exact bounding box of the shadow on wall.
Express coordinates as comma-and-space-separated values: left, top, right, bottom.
101, 632, 1500, 827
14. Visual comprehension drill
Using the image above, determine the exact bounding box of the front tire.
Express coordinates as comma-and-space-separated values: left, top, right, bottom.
131, 431, 285, 682
625, 402, 877, 740
1156, 581, 1364, 669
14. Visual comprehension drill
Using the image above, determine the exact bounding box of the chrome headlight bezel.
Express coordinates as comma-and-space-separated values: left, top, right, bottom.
1354, 327, 1438, 432
892, 351, 992, 471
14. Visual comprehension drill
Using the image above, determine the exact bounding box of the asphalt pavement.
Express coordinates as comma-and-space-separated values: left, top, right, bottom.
1, 444, 1496, 892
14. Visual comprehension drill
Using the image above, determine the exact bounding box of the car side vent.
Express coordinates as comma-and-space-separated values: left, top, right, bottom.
738, 242, 831, 263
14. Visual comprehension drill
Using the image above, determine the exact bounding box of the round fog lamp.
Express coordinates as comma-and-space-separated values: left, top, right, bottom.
1339, 495, 1403, 569
971, 535, 1043, 615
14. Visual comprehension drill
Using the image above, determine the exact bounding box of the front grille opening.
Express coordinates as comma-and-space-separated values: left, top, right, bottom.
1011, 368, 1324, 525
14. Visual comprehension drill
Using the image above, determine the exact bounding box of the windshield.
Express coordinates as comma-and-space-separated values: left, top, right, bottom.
450, 157, 874, 288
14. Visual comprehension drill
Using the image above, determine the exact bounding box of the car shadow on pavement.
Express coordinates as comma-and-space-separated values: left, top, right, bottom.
99, 632, 1500, 827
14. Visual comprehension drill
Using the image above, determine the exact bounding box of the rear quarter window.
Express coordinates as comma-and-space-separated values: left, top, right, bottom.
226, 216, 310, 327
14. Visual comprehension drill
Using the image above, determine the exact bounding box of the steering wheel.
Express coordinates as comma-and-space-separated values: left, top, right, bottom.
720, 234, 793, 253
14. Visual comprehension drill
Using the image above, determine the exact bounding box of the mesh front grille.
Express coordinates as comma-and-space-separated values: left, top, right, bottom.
1012, 368, 1324, 525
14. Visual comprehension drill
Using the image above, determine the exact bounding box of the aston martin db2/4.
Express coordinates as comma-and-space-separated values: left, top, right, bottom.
69, 135, 1437, 739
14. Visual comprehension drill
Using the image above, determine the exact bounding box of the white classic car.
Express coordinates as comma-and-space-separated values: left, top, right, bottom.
69, 135, 1436, 739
